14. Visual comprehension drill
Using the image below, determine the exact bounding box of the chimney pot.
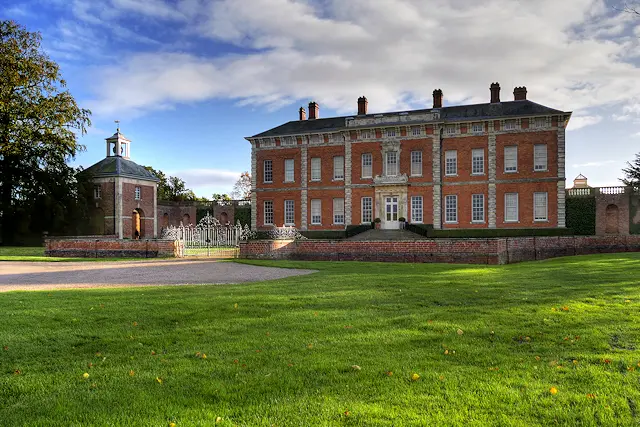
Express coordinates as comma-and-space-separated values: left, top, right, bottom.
490, 82, 501, 103
357, 96, 368, 115
299, 107, 306, 121
513, 86, 527, 101
433, 89, 443, 109
308, 101, 319, 120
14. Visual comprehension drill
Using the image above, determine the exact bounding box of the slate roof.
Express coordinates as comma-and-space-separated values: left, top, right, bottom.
249, 100, 569, 138
81, 156, 160, 182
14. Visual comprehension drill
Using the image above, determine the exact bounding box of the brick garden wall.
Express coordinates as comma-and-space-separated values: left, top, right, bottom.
240, 235, 640, 265
46, 238, 179, 258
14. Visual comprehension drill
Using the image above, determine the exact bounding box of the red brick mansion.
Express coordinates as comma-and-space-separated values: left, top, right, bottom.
246, 83, 571, 231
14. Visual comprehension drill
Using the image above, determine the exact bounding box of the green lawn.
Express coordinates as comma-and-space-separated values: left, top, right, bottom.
2, 254, 640, 426
0, 246, 150, 262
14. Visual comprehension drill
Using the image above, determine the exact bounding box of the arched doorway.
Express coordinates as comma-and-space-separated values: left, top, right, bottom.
219, 212, 229, 224
132, 208, 145, 239
183, 213, 191, 225
605, 204, 619, 234
163, 213, 169, 228
90, 208, 105, 235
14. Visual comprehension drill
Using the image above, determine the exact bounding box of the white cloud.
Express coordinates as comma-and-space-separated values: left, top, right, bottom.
169, 168, 240, 190
571, 160, 616, 167
71, 0, 640, 122
632, 131, 640, 138
567, 115, 603, 131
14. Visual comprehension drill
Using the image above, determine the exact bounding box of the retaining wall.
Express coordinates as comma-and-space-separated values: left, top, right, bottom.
45, 238, 179, 258
240, 235, 640, 265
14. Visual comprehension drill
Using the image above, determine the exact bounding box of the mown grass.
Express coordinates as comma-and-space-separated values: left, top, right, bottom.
2, 254, 640, 426
0, 246, 149, 262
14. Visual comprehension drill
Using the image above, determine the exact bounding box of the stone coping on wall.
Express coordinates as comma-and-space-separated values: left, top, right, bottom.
240, 235, 640, 265
45, 237, 179, 258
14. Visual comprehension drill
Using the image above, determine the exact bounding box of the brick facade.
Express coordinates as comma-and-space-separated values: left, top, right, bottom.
46, 238, 179, 258
248, 84, 571, 233
240, 235, 640, 265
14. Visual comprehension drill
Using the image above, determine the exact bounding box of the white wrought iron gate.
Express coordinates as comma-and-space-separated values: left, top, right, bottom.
162, 213, 250, 258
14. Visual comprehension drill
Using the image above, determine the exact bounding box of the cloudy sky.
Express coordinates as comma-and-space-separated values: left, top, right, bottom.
3, 0, 640, 196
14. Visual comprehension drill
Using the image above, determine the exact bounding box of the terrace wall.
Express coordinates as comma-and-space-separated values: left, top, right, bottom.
240, 235, 640, 265
45, 238, 179, 258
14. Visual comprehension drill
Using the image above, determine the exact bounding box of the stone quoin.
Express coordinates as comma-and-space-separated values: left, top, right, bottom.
246, 83, 572, 232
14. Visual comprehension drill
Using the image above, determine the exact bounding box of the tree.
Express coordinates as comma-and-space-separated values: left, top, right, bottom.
144, 166, 199, 202
231, 171, 251, 200
621, 153, 640, 188
1, 20, 91, 244
212, 193, 231, 203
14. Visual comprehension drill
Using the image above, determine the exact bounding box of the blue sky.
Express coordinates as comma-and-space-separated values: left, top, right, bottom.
2, 0, 640, 197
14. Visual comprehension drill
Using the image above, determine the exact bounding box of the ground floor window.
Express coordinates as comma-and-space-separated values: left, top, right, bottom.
264, 200, 274, 225
411, 196, 423, 223
361, 197, 372, 223
472, 194, 485, 223
333, 198, 345, 224
534, 192, 548, 221
445, 195, 457, 223
284, 200, 295, 225
310, 199, 321, 225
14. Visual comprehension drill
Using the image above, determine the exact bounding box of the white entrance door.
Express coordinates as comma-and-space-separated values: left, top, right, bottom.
384, 196, 399, 229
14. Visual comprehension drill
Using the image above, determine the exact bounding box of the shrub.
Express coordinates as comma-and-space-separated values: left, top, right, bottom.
566, 197, 596, 235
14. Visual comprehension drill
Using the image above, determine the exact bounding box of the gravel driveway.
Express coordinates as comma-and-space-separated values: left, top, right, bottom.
0, 260, 316, 292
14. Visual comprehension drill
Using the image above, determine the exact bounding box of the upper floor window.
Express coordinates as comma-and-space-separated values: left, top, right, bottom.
532, 117, 546, 128
411, 151, 422, 176
134, 187, 141, 200
311, 157, 321, 181
534, 144, 547, 171
361, 153, 373, 178
471, 123, 484, 133
361, 130, 372, 139
263, 160, 273, 183
330, 133, 342, 143
310, 134, 320, 144
445, 125, 457, 135
282, 136, 295, 146
504, 146, 518, 172
504, 120, 516, 130
385, 151, 398, 176
261, 138, 275, 147
284, 159, 294, 182
411, 126, 422, 136
385, 128, 397, 138
93, 185, 102, 200
333, 156, 344, 180
445, 150, 457, 176
472, 148, 484, 175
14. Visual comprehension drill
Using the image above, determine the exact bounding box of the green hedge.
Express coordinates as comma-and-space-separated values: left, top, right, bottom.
405, 223, 434, 237
299, 230, 346, 239
345, 224, 372, 238
430, 228, 573, 238
565, 197, 596, 235
235, 207, 251, 227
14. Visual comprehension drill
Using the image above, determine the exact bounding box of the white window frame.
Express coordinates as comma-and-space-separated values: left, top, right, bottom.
361, 197, 373, 223
310, 134, 320, 144
445, 195, 458, 223
411, 126, 422, 136
445, 150, 457, 176
411, 151, 422, 176
504, 193, 519, 222
333, 156, 344, 180
361, 130, 372, 140
411, 196, 423, 223
445, 125, 457, 135
333, 198, 345, 225
94, 186, 101, 200
310, 199, 321, 225
385, 151, 398, 176
361, 153, 373, 178
504, 120, 516, 130
472, 194, 485, 223
310, 157, 321, 181
284, 159, 295, 182
330, 133, 342, 143
532, 117, 546, 128
261, 138, 275, 148
263, 160, 273, 183
135, 187, 141, 200
504, 146, 518, 173
472, 148, 484, 175
264, 200, 274, 225
534, 144, 547, 171
471, 122, 484, 133
534, 192, 548, 221
284, 200, 295, 226
282, 136, 295, 146
386, 128, 397, 138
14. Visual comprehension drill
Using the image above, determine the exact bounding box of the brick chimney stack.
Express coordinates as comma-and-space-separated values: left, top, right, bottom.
433, 89, 443, 108
299, 107, 306, 121
513, 86, 527, 101
357, 96, 368, 115
308, 101, 319, 120
490, 82, 501, 103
